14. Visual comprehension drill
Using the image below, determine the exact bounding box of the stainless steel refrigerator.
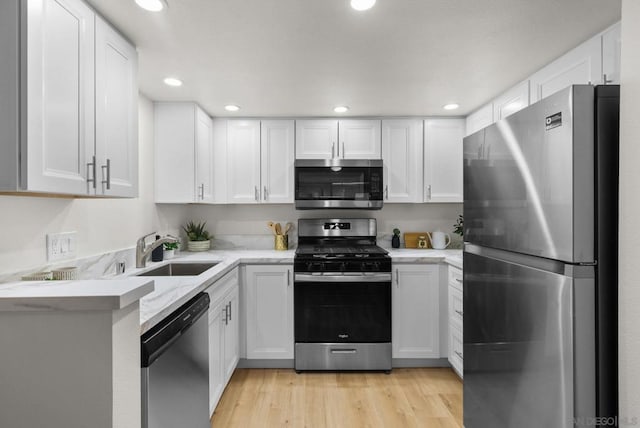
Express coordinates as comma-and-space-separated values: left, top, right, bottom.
463, 85, 619, 428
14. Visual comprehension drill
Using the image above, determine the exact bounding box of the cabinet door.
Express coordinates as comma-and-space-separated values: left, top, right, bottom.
295, 120, 337, 159
339, 120, 381, 159
245, 265, 294, 359
392, 264, 440, 358
529, 35, 602, 103
493, 81, 529, 121
223, 285, 239, 382
195, 107, 214, 203
227, 120, 261, 203
95, 17, 138, 197
602, 22, 621, 85
26, 0, 95, 195
261, 120, 294, 203
424, 119, 464, 202
381, 119, 423, 203
465, 103, 493, 136
208, 298, 225, 415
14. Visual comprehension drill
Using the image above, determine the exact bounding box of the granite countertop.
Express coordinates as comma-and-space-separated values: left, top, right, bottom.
0, 278, 154, 312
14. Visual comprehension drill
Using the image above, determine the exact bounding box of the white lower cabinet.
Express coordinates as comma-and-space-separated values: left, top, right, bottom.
245, 265, 294, 359
205, 268, 239, 416
448, 265, 463, 378
392, 264, 440, 359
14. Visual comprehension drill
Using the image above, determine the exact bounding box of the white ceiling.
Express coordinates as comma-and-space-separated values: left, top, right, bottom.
87, 0, 621, 117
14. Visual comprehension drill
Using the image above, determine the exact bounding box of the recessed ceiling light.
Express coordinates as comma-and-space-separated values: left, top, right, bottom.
225, 105, 240, 112
163, 77, 182, 87
443, 103, 460, 111
135, 0, 166, 12
350, 0, 376, 11
334, 106, 349, 113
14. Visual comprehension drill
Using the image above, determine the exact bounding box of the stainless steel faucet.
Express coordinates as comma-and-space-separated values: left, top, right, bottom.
136, 232, 180, 268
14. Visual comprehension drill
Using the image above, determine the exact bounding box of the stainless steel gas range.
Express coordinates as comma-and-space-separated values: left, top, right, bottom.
293, 218, 392, 372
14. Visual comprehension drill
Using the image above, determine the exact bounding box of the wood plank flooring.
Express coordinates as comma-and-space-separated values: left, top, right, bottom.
211, 368, 462, 428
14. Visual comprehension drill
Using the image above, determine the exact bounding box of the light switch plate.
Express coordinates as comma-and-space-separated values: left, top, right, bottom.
46, 232, 77, 262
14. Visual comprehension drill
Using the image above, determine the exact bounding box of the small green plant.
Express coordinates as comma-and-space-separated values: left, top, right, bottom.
163, 242, 179, 250
183, 221, 211, 241
393, 228, 401, 237
453, 214, 464, 237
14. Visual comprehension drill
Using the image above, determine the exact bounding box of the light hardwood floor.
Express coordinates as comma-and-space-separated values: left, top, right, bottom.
211, 368, 463, 428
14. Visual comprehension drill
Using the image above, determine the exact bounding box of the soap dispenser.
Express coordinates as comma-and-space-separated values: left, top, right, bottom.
151, 235, 164, 262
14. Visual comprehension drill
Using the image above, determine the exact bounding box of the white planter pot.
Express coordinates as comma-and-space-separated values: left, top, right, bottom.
187, 240, 211, 252
164, 249, 175, 259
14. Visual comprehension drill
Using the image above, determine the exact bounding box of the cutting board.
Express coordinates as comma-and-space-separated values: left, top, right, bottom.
404, 232, 431, 249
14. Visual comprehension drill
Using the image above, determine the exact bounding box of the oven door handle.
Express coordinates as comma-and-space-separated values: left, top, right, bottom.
294, 273, 392, 283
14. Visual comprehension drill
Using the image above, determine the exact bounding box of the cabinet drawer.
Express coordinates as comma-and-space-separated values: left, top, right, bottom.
450, 286, 463, 328
448, 266, 463, 291
450, 324, 463, 378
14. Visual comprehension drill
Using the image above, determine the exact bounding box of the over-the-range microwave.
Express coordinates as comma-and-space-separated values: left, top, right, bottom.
294, 159, 384, 210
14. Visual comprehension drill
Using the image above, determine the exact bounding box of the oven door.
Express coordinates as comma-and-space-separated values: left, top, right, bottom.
294, 273, 391, 343
294, 159, 384, 209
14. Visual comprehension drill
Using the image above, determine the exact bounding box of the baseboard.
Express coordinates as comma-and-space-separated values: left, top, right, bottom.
237, 358, 450, 369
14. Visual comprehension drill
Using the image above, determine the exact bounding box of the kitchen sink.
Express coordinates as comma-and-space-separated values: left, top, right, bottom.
136, 262, 219, 277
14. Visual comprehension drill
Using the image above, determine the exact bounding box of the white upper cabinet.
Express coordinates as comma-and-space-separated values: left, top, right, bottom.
296, 119, 381, 159
602, 22, 621, 84
529, 35, 602, 103
227, 119, 294, 204
261, 120, 295, 203
0, 0, 95, 195
338, 120, 382, 159
0, 0, 138, 197
95, 16, 138, 197
381, 119, 423, 203
424, 119, 465, 203
155, 103, 214, 203
465, 103, 493, 136
295, 120, 337, 159
492, 81, 530, 122
227, 120, 262, 203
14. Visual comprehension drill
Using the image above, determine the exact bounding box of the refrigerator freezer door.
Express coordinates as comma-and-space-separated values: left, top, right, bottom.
463, 85, 595, 263
463, 249, 595, 428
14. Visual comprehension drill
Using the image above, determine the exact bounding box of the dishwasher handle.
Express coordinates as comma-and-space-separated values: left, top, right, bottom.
141, 292, 210, 367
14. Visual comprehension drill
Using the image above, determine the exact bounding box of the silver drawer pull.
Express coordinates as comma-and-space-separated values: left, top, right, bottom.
330, 349, 357, 354
455, 278, 462, 283
454, 351, 463, 359
455, 310, 464, 317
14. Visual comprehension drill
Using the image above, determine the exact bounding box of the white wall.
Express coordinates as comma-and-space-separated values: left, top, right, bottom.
619, 0, 640, 418
0, 95, 186, 275
188, 203, 463, 247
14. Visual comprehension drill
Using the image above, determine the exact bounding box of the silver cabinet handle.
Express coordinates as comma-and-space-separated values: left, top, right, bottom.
263, 186, 268, 201
228, 301, 232, 321
454, 351, 463, 360
342, 142, 345, 159
604, 73, 613, 84
385, 185, 389, 200
332, 142, 336, 158
455, 310, 464, 317
426, 184, 432, 201
287, 269, 291, 286
395, 268, 399, 287
101, 158, 111, 190
86, 156, 97, 190
198, 184, 204, 200
254, 186, 259, 201
222, 306, 228, 325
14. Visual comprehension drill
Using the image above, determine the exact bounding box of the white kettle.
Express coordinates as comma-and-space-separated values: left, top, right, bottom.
427, 230, 451, 250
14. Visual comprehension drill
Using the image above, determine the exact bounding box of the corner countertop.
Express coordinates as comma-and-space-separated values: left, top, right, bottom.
135, 248, 462, 334
0, 278, 154, 312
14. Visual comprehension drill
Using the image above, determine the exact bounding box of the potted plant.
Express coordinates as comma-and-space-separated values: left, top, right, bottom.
453, 214, 464, 237
392, 228, 401, 248
163, 241, 179, 259
183, 221, 212, 252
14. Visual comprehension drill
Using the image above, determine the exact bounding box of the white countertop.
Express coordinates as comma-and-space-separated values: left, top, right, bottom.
0, 278, 154, 312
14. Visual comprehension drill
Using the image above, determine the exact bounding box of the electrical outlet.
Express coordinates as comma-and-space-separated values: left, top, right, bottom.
46, 232, 77, 262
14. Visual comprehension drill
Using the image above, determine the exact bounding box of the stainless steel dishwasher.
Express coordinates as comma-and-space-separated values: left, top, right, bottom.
141, 292, 210, 428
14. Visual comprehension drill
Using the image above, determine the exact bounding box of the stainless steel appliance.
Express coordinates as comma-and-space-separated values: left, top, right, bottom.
463, 85, 619, 428
294, 218, 392, 371
141, 292, 210, 428
294, 159, 384, 209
